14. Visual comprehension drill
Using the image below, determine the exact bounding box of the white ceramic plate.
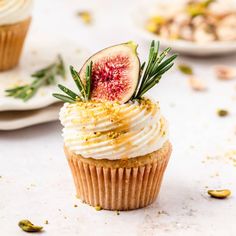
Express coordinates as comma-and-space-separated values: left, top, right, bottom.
133, 1, 236, 56
0, 102, 62, 130
0, 39, 90, 111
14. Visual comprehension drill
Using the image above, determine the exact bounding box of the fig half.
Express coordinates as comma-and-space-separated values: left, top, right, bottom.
79, 42, 140, 103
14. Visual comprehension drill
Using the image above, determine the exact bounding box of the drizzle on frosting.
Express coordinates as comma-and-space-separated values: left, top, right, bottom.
60, 97, 169, 160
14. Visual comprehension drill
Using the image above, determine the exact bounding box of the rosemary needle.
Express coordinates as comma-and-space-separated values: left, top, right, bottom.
5, 55, 65, 102
53, 41, 177, 103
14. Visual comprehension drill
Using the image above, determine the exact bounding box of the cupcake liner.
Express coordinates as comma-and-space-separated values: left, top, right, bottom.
0, 17, 31, 71
65, 142, 171, 211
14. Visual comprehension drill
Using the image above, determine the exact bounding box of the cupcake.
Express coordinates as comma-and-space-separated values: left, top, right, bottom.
0, 0, 33, 71
54, 41, 177, 210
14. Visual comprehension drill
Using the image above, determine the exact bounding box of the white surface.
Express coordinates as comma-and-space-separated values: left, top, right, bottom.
0, 103, 61, 130
133, 0, 236, 56
0, 0, 236, 235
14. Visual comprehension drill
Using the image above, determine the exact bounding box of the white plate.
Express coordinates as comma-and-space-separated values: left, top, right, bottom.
0, 102, 62, 130
133, 1, 236, 56
0, 39, 90, 111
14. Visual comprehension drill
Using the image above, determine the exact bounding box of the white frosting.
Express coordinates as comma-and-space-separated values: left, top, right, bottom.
0, 0, 33, 25
60, 97, 169, 160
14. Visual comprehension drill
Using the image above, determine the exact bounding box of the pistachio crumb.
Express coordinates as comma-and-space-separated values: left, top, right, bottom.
95, 206, 103, 211
74, 204, 78, 208
217, 109, 229, 117
116, 210, 120, 215
178, 64, 193, 75
44, 220, 49, 224
208, 189, 231, 199
77, 11, 92, 25
18, 220, 43, 233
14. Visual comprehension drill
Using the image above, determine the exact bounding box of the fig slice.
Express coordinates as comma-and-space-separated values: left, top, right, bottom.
79, 42, 140, 103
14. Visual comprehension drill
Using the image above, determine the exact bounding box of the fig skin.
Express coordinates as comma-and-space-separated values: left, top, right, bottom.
79, 42, 140, 103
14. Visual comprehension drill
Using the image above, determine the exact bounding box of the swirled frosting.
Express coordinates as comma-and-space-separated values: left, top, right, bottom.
0, 0, 33, 25
60, 97, 168, 160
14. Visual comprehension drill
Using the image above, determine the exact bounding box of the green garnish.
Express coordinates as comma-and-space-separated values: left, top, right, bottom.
18, 219, 43, 233
53, 41, 176, 103
217, 109, 229, 117
178, 64, 193, 75
132, 40, 177, 100
53, 61, 93, 102
5, 55, 65, 101
94, 205, 103, 211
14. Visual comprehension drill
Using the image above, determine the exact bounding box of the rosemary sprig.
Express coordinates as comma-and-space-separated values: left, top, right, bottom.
132, 40, 177, 100
5, 55, 65, 101
52, 41, 176, 104
53, 61, 93, 102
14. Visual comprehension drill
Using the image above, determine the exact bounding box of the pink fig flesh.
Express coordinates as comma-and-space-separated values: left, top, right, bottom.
79, 42, 140, 103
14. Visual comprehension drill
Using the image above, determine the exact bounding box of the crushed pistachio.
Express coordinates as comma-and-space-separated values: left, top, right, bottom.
116, 210, 120, 215
146, 21, 157, 33
74, 204, 78, 208
107, 131, 121, 139
77, 11, 92, 25
18, 220, 43, 233
203, 0, 215, 7
217, 109, 228, 117
158, 210, 168, 215
186, 4, 206, 17
149, 16, 166, 25
178, 64, 193, 75
95, 206, 103, 211
146, 16, 165, 33
208, 189, 231, 199
44, 220, 49, 225
186, 0, 215, 17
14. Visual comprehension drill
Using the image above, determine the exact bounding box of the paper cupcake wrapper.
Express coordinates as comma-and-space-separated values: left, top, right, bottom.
0, 18, 31, 71
66, 144, 171, 211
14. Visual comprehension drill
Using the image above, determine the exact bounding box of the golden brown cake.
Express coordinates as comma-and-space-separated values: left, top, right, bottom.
65, 142, 171, 210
